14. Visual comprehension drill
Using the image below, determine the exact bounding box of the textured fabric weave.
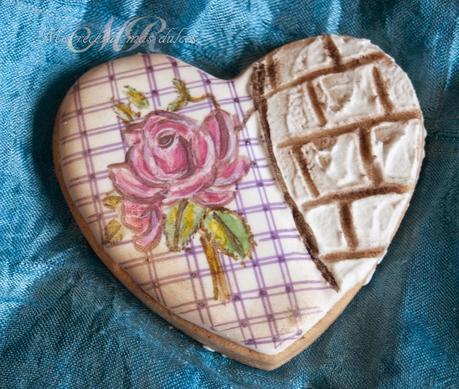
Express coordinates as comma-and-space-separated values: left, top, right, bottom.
0, 0, 458, 387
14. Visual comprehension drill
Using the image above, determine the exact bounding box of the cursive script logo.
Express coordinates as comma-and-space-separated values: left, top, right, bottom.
42, 16, 197, 52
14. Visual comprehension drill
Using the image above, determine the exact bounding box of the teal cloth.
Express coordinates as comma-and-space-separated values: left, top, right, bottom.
0, 1, 458, 387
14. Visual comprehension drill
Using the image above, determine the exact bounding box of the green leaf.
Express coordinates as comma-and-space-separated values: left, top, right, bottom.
124, 85, 149, 109
103, 219, 123, 245
167, 79, 190, 112
167, 79, 208, 111
113, 102, 138, 122
165, 201, 205, 251
172, 79, 191, 98
203, 209, 254, 260
102, 194, 122, 209
167, 96, 187, 112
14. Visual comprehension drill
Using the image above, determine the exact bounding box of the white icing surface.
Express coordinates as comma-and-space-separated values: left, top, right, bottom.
305, 204, 347, 254
351, 194, 408, 249
275, 148, 312, 203
302, 132, 370, 194
286, 85, 323, 137
379, 61, 419, 111
292, 36, 335, 74
371, 119, 422, 183
313, 63, 385, 123
266, 37, 335, 92
331, 35, 380, 59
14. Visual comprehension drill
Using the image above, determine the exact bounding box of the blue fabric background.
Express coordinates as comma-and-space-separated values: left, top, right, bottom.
0, 0, 458, 387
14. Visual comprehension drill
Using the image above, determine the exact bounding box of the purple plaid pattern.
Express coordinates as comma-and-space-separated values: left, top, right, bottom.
58, 54, 335, 355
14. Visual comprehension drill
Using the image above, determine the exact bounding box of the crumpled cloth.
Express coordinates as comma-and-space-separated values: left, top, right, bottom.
0, 0, 458, 387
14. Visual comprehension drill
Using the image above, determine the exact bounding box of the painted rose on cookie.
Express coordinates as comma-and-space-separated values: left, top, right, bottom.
105, 82, 254, 301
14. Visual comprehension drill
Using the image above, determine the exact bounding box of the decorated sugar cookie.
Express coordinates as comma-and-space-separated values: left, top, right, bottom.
54, 35, 425, 370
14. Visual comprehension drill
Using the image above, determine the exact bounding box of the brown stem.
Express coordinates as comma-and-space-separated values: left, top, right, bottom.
188, 93, 220, 110
173, 199, 188, 250
234, 106, 256, 133
200, 232, 230, 303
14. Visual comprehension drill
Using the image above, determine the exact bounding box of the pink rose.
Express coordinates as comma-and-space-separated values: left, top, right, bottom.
108, 109, 250, 251
121, 200, 163, 252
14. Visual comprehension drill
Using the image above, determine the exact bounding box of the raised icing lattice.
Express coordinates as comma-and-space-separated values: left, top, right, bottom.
251, 35, 424, 283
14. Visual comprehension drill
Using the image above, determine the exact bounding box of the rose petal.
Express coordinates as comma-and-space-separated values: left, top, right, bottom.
144, 111, 197, 140
121, 200, 151, 235
126, 110, 199, 182
143, 113, 165, 128
142, 115, 199, 181
192, 130, 209, 168
152, 135, 190, 177
201, 109, 238, 164
128, 145, 165, 186
215, 157, 251, 186
193, 188, 235, 207
141, 143, 172, 182
163, 130, 217, 202
164, 172, 214, 204
148, 110, 197, 133
134, 207, 164, 251
108, 163, 165, 203
123, 119, 156, 147
123, 130, 142, 147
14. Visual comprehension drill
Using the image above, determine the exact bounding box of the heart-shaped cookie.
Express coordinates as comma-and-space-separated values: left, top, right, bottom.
54, 35, 425, 370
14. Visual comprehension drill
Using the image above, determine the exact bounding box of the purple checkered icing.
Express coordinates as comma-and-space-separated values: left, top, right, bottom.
57, 53, 336, 355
